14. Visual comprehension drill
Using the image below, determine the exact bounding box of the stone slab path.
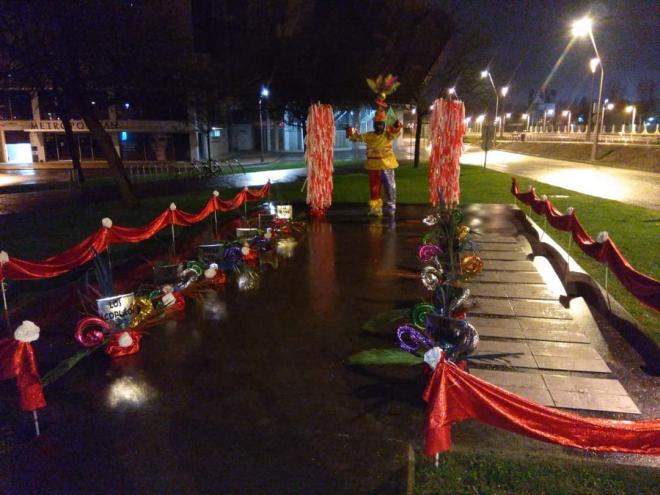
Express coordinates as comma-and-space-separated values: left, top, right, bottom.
462, 204, 641, 415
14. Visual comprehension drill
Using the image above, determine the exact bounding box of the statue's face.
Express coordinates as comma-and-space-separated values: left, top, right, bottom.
374, 121, 385, 134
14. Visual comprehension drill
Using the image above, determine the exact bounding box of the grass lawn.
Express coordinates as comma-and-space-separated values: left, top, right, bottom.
414, 450, 660, 495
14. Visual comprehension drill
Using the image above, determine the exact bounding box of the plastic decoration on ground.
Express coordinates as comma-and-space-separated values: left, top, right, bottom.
511, 178, 659, 311
428, 98, 466, 207
305, 103, 335, 218
1, 193, 307, 428
348, 198, 483, 368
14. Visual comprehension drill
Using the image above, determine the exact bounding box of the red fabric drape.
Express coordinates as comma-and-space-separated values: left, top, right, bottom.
0, 183, 271, 281
511, 179, 659, 310
423, 358, 660, 457
0, 339, 46, 411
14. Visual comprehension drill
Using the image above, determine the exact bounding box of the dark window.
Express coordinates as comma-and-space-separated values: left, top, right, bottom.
44, 134, 59, 160
3, 131, 31, 144
120, 132, 146, 160
174, 133, 190, 161
9, 92, 32, 119
78, 134, 94, 160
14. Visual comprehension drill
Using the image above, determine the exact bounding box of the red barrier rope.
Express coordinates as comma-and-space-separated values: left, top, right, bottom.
0, 182, 270, 281
424, 358, 660, 457
511, 178, 659, 311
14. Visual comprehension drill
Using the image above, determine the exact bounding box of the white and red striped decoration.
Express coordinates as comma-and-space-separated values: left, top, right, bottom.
428, 98, 466, 206
305, 104, 335, 215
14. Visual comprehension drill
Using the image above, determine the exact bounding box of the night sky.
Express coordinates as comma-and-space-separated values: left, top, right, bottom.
449, 0, 658, 106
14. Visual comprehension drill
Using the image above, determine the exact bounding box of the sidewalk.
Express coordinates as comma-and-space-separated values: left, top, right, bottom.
461, 146, 660, 210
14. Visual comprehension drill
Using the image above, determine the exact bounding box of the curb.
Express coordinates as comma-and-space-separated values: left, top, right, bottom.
513, 206, 660, 373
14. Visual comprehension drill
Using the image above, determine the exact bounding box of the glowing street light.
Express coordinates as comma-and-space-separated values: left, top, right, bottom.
476, 114, 485, 123
259, 85, 270, 163
590, 57, 600, 74
481, 70, 499, 140
572, 16, 604, 160
601, 100, 614, 133
625, 105, 637, 132
521, 113, 530, 131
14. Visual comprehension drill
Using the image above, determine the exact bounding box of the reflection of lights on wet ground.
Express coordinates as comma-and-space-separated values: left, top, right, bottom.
276, 237, 298, 258
203, 292, 227, 320
106, 376, 156, 408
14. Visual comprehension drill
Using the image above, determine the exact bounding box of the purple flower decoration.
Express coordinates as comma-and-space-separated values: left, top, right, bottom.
418, 244, 442, 262
396, 325, 434, 353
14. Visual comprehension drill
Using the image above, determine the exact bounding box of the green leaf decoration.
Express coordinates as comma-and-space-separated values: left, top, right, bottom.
347, 348, 424, 366
42, 347, 101, 387
362, 308, 410, 333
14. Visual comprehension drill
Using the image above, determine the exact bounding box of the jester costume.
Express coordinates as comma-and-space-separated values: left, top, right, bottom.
347, 75, 403, 216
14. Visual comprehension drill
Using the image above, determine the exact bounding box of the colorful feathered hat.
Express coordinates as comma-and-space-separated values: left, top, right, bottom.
366, 74, 400, 122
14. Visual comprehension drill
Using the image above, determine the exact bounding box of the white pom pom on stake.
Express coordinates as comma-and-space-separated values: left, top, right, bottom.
101, 217, 113, 229
169, 203, 177, 211
0, 251, 8, 263
596, 231, 609, 243
241, 243, 251, 256
541, 194, 548, 201
528, 185, 534, 192
118, 332, 134, 348
566, 207, 575, 215
213, 190, 220, 197
204, 268, 217, 279
14, 320, 40, 342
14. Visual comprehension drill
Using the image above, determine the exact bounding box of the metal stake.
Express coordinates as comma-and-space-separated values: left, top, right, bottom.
566, 233, 572, 272
1, 279, 7, 312
542, 216, 548, 242
214, 210, 219, 239
171, 224, 176, 256
434, 453, 440, 468
605, 265, 611, 310
33, 410, 40, 436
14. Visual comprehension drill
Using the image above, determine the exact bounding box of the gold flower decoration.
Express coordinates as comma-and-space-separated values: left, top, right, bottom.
456, 225, 470, 242
460, 255, 484, 275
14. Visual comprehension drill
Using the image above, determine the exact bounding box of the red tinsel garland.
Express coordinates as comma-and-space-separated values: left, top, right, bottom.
305, 104, 335, 216
511, 178, 659, 310
424, 357, 660, 457
429, 98, 465, 206
0, 183, 270, 281
0, 338, 46, 411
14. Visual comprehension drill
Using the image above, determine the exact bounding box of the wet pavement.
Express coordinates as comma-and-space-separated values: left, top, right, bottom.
2, 204, 658, 494
461, 147, 660, 210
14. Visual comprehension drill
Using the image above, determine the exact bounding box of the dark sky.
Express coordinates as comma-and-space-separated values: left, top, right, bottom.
447, 0, 658, 106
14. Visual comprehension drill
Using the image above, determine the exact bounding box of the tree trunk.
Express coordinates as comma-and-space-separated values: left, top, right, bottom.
77, 104, 138, 206
61, 114, 85, 184
414, 111, 423, 168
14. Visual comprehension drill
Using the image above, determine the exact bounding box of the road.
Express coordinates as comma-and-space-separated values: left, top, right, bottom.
461, 147, 660, 211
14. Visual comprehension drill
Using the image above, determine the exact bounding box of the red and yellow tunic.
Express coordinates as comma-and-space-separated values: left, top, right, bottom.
349, 127, 402, 170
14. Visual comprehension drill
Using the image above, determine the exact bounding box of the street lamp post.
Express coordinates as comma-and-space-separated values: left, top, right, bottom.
481, 70, 499, 141
601, 101, 613, 134
586, 57, 599, 139
259, 86, 270, 163
572, 17, 604, 160
625, 105, 636, 133
499, 86, 509, 137
562, 110, 572, 132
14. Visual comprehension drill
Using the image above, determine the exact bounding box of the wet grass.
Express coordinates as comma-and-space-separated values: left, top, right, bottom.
415, 450, 660, 495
